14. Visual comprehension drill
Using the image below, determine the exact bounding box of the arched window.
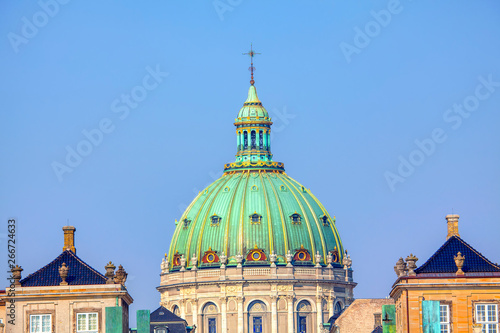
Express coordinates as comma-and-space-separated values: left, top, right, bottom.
321, 215, 329, 226
290, 213, 302, 224
172, 305, 180, 316
211, 215, 221, 226
297, 300, 312, 333
259, 130, 263, 149
248, 301, 267, 333
334, 301, 343, 315
244, 131, 248, 150
202, 302, 218, 333
251, 130, 256, 149
250, 212, 262, 224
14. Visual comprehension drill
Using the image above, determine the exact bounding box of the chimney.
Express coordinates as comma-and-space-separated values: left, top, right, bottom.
446, 214, 460, 240
63, 226, 76, 254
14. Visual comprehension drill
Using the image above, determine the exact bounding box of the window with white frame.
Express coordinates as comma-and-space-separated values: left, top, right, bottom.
77, 312, 98, 333
30, 314, 51, 333
476, 304, 498, 333
440, 304, 450, 333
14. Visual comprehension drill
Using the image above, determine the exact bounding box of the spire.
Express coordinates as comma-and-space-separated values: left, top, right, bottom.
243, 43, 260, 85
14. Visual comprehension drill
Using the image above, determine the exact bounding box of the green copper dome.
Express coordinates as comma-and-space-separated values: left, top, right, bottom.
167, 83, 344, 269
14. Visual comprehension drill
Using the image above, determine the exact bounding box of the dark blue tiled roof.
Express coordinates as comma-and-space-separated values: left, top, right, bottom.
150, 306, 187, 333
372, 326, 383, 333
150, 306, 187, 323
21, 250, 107, 286
415, 236, 500, 274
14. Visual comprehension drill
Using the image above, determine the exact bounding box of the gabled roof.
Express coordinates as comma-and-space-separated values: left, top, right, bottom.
21, 250, 107, 286
150, 306, 187, 324
415, 235, 500, 274
150, 306, 187, 333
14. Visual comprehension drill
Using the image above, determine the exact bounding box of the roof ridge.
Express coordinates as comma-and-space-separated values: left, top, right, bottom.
20, 251, 67, 283
455, 236, 500, 270
21, 250, 106, 285
415, 236, 454, 272
415, 235, 500, 274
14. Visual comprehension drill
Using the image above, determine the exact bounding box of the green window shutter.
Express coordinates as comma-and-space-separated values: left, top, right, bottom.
137, 310, 151, 333
382, 304, 396, 333
105, 306, 123, 333
422, 300, 440, 333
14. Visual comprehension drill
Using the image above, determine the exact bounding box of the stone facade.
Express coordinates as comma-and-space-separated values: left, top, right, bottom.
4, 284, 132, 333
158, 264, 355, 333
331, 298, 394, 333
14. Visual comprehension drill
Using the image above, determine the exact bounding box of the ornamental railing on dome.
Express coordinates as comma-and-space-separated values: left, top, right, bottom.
162, 266, 355, 284
243, 268, 271, 276
197, 270, 221, 278
294, 268, 316, 275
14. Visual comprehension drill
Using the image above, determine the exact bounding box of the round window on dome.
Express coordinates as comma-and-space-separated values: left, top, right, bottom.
207, 254, 215, 262
298, 251, 306, 261
252, 251, 261, 261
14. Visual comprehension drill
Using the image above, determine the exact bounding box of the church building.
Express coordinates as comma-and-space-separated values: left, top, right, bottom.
157, 47, 355, 333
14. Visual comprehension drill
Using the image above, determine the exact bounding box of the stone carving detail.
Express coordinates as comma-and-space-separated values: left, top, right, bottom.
190, 255, 198, 270
183, 287, 195, 295
180, 255, 186, 272
161, 254, 169, 274
454, 252, 465, 275
342, 253, 352, 281
277, 285, 293, 292
220, 252, 227, 269
394, 257, 407, 277
286, 250, 293, 267
270, 251, 277, 267
236, 254, 243, 268
105, 261, 116, 284
59, 263, 69, 285
315, 251, 323, 268
405, 254, 418, 276
326, 252, 333, 268
114, 265, 128, 286
226, 285, 242, 294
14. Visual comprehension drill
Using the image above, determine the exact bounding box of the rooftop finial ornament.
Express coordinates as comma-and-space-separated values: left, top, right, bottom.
243, 43, 261, 85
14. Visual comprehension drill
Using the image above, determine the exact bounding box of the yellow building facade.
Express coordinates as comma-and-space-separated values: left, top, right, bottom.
390, 215, 500, 333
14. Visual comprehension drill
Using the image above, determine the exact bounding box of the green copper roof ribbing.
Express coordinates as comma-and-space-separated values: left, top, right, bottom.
168, 171, 343, 267
167, 82, 344, 269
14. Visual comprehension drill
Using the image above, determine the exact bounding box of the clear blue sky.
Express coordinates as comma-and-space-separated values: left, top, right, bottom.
1, 0, 499, 327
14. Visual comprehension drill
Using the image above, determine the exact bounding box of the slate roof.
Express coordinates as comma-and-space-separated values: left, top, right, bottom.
150, 306, 188, 333
21, 250, 107, 286
372, 326, 383, 333
415, 235, 500, 274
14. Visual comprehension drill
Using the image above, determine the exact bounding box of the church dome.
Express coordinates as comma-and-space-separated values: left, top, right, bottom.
168, 76, 344, 270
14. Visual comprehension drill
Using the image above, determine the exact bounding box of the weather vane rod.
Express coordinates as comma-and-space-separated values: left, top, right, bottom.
243, 43, 261, 85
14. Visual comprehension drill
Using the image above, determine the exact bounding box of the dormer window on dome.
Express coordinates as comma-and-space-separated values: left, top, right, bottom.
183, 219, 191, 228
294, 245, 311, 261
247, 245, 267, 262
290, 212, 302, 224
211, 215, 221, 226
321, 215, 329, 227
250, 212, 262, 224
